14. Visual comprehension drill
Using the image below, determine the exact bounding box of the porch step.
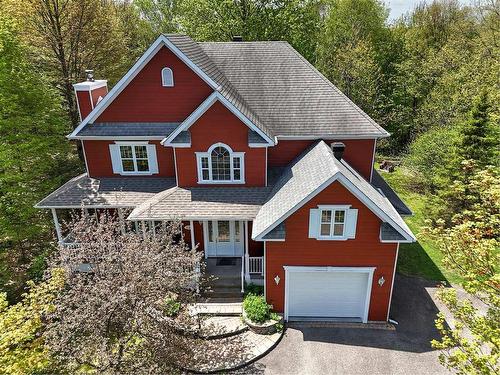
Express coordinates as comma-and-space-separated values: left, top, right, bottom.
210, 277, 242, 288
189, 302, 243, 316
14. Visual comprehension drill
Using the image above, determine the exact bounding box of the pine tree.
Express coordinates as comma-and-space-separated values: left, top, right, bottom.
457, 91, 499, 167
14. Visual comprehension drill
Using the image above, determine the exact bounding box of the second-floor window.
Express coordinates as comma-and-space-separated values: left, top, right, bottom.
109, 142, 159, 175
196, 143, 244, 184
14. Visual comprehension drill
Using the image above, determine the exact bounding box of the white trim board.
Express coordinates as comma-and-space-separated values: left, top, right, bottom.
68, 35, 220, 140
253, 172, 415, 242
275, 135, 387, 140
161, 91, 275, 147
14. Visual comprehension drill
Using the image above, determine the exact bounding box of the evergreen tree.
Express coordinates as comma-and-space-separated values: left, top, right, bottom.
457, 91, 499, 167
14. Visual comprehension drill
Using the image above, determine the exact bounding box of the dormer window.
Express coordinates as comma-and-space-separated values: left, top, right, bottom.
161, 67, 174, 87
196, 143, 244, 184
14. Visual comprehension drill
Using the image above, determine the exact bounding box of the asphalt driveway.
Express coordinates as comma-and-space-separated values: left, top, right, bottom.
239, 274, 449, 375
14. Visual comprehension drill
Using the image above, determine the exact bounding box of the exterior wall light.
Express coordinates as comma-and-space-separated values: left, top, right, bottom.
274, 275, 280, 285
378, 276, 385, 287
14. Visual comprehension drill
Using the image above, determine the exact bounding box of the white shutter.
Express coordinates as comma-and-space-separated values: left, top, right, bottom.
147, 144, 158, 174
109, 144, 122, 174
308, 209, 320, 238
345, 208, 358, 239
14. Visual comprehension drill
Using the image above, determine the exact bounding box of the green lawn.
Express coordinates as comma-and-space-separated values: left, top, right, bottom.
379, 166, 461, 284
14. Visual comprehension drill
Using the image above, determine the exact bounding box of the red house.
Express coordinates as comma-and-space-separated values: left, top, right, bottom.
37, 35, 415, 323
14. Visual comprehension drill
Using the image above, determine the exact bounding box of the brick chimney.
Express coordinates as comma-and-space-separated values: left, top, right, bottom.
73, 70, 108, 121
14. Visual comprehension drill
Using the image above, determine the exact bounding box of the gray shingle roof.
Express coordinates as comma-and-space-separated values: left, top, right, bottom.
35, 174, 176, 208
252, 141, 414, 242
128, 186, 273, 220
380, 222, 407, 241
371, 170, 412, 216
248, 130, 268, 144
171, 130, 191, 144
165, 35, 273, 140
262, 222, 286, 240
76, 122, 180, 137
200, 41, 389, 138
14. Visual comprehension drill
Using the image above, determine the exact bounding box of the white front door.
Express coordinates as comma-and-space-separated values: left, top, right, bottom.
205, 220, 244, 257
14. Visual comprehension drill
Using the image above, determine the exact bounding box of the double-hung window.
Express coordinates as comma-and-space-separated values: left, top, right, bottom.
109, 142, 159, 175
120, 145, 149, 172
320, 208, 346, 237
196, 143, 244, 183
309, 205, 357, 240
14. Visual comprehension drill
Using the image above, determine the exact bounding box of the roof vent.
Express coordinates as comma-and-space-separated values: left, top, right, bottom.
331, 142, 345, 160
232, 35, 243, 42
85, 69, 95, 82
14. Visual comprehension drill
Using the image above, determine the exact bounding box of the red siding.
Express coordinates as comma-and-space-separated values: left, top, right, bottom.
96, 46, 213, 122
83, 140, 175, 178
248, 221, 264, 257
265, 181, 397, 321
268, 139, 376, 181
175, 101, 266, 187
76, 91, 93, 120
90, 86, 108, 108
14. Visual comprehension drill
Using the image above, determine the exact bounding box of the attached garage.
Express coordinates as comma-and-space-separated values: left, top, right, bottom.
284, 266, 375, 323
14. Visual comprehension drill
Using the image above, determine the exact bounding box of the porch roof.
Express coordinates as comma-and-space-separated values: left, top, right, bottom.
35, 174, 176, 209
128, 185, 272, 221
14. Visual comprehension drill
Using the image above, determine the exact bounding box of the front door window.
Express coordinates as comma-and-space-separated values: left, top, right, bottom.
217, 221, 230, 242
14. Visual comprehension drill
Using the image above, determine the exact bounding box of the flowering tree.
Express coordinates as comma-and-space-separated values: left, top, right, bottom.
429, 166, 500, 374
44, 212, 226, 374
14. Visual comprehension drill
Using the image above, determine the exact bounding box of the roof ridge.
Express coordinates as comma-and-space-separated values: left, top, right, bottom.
282, 43, 389, 137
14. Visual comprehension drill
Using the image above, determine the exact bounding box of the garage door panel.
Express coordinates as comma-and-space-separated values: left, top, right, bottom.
287, 270, 370, 320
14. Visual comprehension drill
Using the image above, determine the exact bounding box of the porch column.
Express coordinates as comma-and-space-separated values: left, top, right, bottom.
189, 220, 195, 250
244, 221, 250, 283
118, 208, 125, 234
51, 208, 63, 243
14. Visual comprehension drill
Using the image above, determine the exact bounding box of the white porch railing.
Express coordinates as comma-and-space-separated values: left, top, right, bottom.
249, 257, 263, 275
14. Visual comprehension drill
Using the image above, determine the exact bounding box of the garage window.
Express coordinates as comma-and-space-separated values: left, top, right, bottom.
309, 205, 358, 240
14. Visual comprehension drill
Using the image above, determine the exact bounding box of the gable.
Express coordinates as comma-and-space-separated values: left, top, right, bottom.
96, 46, 213, 123
162, 91, 274, 147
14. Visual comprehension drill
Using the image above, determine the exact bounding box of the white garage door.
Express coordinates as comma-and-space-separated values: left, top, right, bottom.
285, 267, 374, 323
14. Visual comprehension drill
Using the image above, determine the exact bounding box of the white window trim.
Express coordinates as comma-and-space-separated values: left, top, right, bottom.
161, 67, 174, 87
195, 143, 245, 184
114, 141, 154, 175
317, 205, 351, 241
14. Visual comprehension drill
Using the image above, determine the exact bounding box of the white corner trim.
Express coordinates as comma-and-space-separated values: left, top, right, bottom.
161, 91, 275, 146
68, 35, 219, 140
386, 243, 399, 321
370, 139, 377, 182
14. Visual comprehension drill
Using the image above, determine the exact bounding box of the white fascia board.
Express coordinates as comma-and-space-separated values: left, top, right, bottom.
73, 80, 108, 91
276, 135, 387, 140
74, 136, 165, 141
252, 174, 340, 241
253, 172, 415, 243
68, 35, 219, 140
335, 175, 416, 242
162, 91, 275, 147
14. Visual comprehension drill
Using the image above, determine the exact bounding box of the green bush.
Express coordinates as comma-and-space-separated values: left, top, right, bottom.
404, 126, 459, 191
163, 297, 181, 317
244, 283, 264, 296
243, 294, 271, 323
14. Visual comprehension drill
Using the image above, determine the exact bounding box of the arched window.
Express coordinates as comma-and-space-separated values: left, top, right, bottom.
196, 143, 244, 183
161, 67, 174, 87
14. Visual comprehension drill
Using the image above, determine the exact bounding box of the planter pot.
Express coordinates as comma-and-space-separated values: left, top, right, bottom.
243, 312, 282, 335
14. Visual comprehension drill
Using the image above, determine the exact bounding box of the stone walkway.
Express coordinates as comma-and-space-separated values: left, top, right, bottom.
187, 329, 282, 373
200, 316, 248, 338
189, 302, 242, 316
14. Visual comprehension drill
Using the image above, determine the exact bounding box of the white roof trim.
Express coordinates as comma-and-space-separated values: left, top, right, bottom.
252, 173, 415, 242
75, 136, 165, 141
276, 135, 389, 140
68, 35, 220, 140
161, 91, 275, 146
